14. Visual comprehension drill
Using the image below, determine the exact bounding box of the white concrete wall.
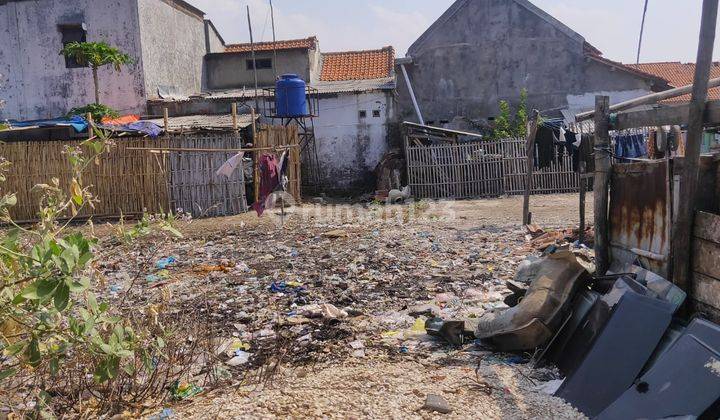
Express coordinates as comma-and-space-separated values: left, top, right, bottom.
314, 91, 393, 193
137, 0, 208, 99
566, 88, 652, 116
205, 21, 225, 54
0, 0, 146, 120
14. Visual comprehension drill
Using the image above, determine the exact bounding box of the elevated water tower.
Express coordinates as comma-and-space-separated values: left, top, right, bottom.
264, 74, 320, 193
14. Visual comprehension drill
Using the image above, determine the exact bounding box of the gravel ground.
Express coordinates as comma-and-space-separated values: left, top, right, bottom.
174, 358, 584, 419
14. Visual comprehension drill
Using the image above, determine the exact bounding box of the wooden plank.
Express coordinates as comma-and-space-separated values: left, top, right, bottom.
694, 210, 720, 243
691, 271, 720, 310
614, 101, 720, 130
693, 238, 720, 278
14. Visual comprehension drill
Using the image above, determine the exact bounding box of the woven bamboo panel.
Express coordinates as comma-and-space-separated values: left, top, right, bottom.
166, 134, 248, 218
406, 137, 579, 200
1, 137, 171, 222
501, 138, 579, 195
406, 139, 505, 199
1, 133, 251, 222
255, 125, 301, 201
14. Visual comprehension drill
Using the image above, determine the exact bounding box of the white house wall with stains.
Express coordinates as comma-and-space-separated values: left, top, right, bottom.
0, 0, 224, 121
0, 0, 146, 120
314, 90, 394, 193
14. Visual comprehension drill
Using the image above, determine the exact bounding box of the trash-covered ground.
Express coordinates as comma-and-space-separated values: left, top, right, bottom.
94, 194, 590, 419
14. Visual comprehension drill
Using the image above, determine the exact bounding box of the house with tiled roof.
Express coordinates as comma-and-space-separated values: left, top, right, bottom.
397, 0, 670, 126
626, 62, 720, 104
154, 36, 397, 193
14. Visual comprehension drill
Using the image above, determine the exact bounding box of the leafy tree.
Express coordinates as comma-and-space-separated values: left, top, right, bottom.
514, 88, 528, 138
60, 42, 133, 105
492, 100, 513, 140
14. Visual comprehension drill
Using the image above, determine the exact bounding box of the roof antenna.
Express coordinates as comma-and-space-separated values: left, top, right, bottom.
270, 0, 278, 81
636, 0, 650, 64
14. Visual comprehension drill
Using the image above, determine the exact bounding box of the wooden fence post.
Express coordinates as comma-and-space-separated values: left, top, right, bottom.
163, 108, 169, 135
522, 110, 540, 225
231, 103, 238, 132
579, 163, 587, 244
251, 107, 260, 203
594, 95, 611, 275
86, 113, 94, 138
671, 0, 719, 291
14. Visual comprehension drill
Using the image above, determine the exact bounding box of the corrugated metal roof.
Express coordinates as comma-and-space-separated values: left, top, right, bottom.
187, 78, 396, 100
312, 78, 396, 94
145, 113, 256, 131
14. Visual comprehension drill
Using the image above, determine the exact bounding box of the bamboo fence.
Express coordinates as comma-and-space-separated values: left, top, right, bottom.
255, 125, 302, 201
406, 137, 580, 200
2, 137, 170, 222
0, 133, 250, 222
166, 134, 248, 218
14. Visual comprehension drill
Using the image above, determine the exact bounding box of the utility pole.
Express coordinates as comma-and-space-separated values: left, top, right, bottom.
270, 0, 278, 81
671, 0, 719, 292
636, 0, 650, 64
247, 5, 260, 112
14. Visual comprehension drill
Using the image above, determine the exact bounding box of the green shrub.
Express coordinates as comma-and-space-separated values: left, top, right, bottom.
67, 103, 119, 122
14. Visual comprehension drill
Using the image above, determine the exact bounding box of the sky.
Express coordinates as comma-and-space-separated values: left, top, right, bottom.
190, 0, 720, 64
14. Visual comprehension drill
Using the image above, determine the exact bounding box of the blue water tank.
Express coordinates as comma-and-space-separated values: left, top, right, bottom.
275, 74, 308, 117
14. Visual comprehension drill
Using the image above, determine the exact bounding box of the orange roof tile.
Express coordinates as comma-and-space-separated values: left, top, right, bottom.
225, 36, 318, 53
626, 62, 720, 103
582, 42, 668, 84
320, 47, 395, 82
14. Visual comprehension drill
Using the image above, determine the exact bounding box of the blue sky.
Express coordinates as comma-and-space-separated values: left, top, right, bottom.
191, 0, 720, 63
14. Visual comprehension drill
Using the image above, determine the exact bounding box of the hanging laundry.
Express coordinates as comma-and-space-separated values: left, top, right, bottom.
534, 125, 558, 170
215, 152, 245, 179
276, 150, 290, 193
252, 154, 280, 216
647, 130, 661, 159
672, 126, 686, 157
564, 130, 577, 158
577, 134, 595, 173
557, 127, 567, 159
614, 134, 647, 161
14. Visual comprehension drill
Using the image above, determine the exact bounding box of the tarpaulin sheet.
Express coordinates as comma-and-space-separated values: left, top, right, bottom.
9, 116, 88, 133
101, 115, 140, 125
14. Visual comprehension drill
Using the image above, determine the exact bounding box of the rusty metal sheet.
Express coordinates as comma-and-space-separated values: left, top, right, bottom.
610, 161, 669, 276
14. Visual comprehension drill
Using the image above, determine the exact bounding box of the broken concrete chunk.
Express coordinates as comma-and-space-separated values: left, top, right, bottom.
423, 394, 452, 414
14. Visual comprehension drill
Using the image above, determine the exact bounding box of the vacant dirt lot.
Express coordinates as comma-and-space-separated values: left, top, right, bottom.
87, 194, 589, 419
